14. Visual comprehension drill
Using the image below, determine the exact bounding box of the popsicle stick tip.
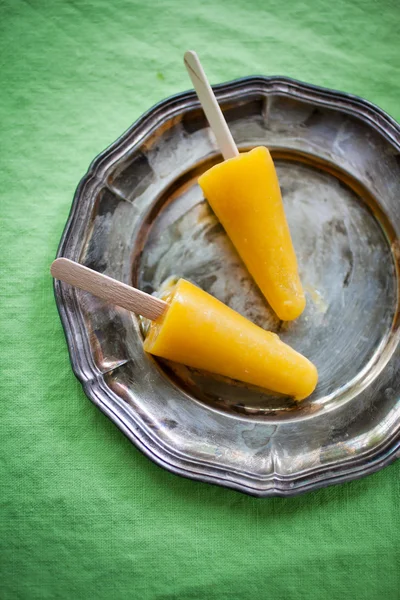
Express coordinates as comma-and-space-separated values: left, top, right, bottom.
183, 51, 203, 86
51, 257, 68, 277
183, 50, 199, 69
184, 50, 197, 61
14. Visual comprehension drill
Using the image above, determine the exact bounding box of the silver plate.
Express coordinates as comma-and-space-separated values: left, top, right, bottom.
55, 77, 400, 496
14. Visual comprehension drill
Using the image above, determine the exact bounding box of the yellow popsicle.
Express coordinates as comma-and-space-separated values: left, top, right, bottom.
144, 278, 317, 400
198, 146, 305, 321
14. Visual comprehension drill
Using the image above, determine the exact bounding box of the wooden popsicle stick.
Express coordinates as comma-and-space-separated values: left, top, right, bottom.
51, 258, 168, 321
184, 50, 239, 161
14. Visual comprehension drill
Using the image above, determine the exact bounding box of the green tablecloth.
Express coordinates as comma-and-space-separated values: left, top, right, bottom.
1, 1, 399, 598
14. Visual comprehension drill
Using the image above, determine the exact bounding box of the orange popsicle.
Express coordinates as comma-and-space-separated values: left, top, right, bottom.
51, 259, 317, 400
199, 147, 305, 321
144, 278, 317, 400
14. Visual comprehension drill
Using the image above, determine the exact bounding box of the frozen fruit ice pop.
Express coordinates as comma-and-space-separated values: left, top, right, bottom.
50, 258, 317, 400
144, 278, 317, 400
198, 146, 305, 321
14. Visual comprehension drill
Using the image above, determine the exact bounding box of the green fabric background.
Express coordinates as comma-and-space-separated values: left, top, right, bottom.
1, 0, 399, 598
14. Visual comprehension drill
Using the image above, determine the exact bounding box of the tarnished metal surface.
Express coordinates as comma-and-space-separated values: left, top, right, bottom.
54, 77, 400, 496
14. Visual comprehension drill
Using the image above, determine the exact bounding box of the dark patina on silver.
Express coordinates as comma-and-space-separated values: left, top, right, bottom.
54, 77, 400, 496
